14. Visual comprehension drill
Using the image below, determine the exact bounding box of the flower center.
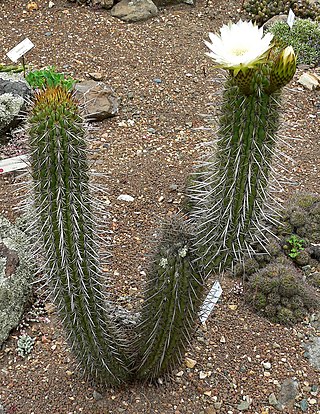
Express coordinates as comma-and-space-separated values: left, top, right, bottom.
231, 47, 249, 56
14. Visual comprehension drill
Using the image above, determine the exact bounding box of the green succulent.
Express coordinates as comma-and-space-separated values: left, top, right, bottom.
268, 19, 320, 66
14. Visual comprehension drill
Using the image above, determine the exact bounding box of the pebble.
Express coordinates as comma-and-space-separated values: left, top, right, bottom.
93, 390, 103, 401
117, 194, 134, 202
236, 400, 251, 411
0, 403, 4, 414
185, 357, 197, 368
153, 78, 162, 84
300, 399, 308, 412
268, 393, 278, 406
262, 361, 272, 370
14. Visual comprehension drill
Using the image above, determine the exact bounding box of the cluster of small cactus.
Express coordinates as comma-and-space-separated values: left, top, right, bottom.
232, 193, 320, 324
243, 0, 320, 25
245, 258, 319, 324
17, 334, 35, 357
276, 193, 320, 243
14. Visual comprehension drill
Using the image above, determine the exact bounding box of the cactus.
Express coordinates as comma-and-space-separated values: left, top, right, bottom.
245, 259, 319, 324
27, 85, 203, 385
134, 219, 203, 380
243, 0, 320, 25
28, 86, 130, 385
191, 21, 297, 272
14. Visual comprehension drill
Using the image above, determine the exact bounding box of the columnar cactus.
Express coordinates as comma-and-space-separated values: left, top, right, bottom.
191, 21, 297, 272
28, 86, 130, 384
27, 85, 204, 385
134, 219, 203, 380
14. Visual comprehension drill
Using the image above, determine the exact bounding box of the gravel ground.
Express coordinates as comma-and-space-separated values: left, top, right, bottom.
0, 0, 319, 413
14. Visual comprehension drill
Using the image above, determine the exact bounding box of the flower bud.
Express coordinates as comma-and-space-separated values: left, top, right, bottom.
268, 46, 297, 93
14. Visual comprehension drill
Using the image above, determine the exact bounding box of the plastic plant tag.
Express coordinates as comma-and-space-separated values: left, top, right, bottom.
199, 280, 222, 324
6, 38, 34, 63
287, 9, 295, 29
0, 155, 28, 174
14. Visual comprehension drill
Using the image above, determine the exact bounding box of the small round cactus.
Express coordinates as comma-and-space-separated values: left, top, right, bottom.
245, 259, 319, 324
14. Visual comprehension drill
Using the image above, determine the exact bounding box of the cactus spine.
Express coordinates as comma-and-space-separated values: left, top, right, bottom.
193, 23, 297, 272
28, 87, 130, 384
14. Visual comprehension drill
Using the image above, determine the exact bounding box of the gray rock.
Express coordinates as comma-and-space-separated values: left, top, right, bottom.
304, 336, 320, 370
263, 14, 289, 32
92, 0, 114, 8
93, 390, 103, 400
0, 403, 5, 414
111, 0, 158, 22
0, 73, 31, 141
277, 378, 299, 409
0, 215, 33, 347
74, 80, 119, 121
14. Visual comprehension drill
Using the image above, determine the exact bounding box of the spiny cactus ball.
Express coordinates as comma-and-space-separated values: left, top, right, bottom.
243, 0, 320, 25
245, 259, 320, 324
276, 193, 320, 243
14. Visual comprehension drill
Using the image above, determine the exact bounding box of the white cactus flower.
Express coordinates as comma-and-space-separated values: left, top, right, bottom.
205, 20, 274, 74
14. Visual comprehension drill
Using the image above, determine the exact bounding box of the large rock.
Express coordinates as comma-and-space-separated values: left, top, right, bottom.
111, 0, 158, 22
0, 73, 31, 142
74, 80, 119, 121
0, 215, 33, 348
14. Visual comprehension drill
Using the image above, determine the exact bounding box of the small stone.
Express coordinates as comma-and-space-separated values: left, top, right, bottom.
298, 72, 319, 90
237, 400, 251, 411
309, 398, 317, 405
262, 361, 272, 370
88, 72, 104, 81
268, 393, 278, 406
153, 78, 162, 84
0, 403, 4, 414
204, 390, 212, 396
158, 195, 165, 202
65, 370, 73, 376
214, 402, 222, 409
199, 371, 207, 379
44, 302, 55, 314
117, 194, 134, 202
220, 336, 226, 343
176, 370, 184, 377
185, 357, 197, 368
93, 390, 103, 401
169, 184, 178, 191
300, 399, 308, 412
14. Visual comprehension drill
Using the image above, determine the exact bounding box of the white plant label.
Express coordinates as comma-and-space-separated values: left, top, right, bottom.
0, 155, 28, 174
199, 280, 222, 324
287, 9, 295, 29
6, 38, 34, 63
